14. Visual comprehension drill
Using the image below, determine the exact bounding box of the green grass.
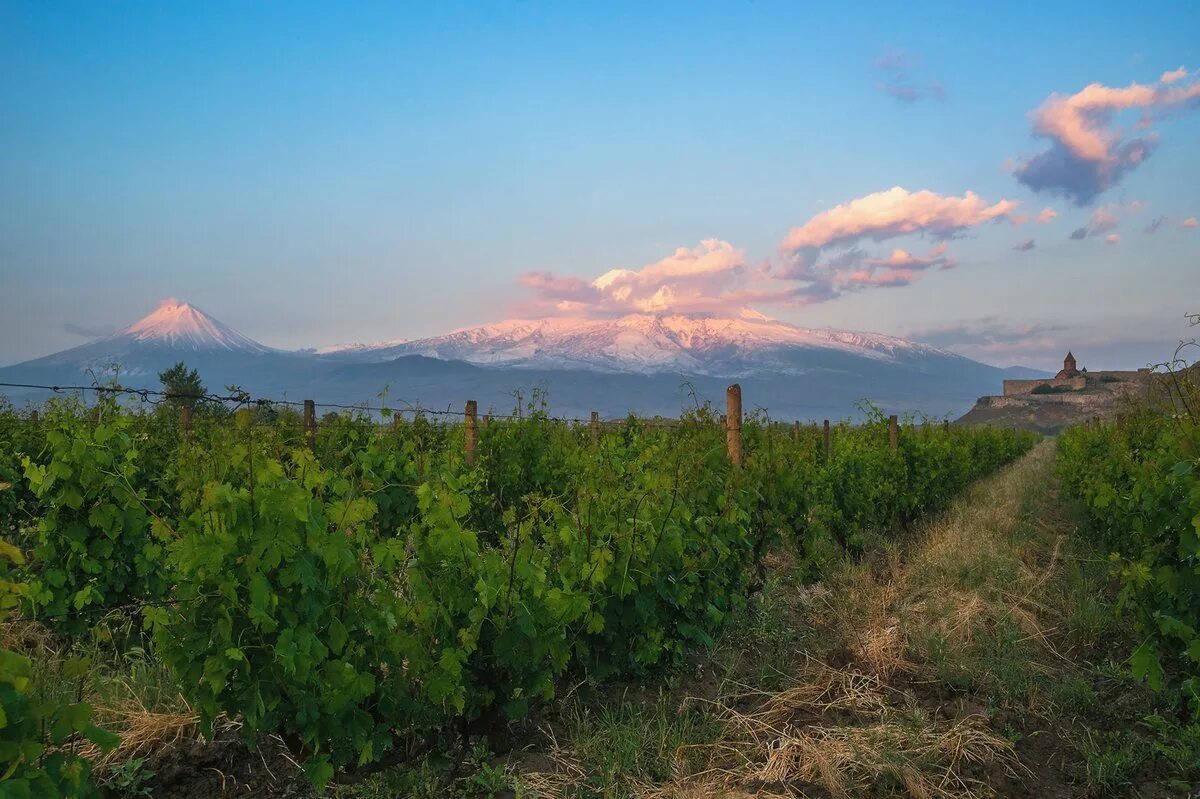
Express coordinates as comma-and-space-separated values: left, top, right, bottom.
555, 691, 722, 798
1072, 728, 1147, 796
337, 747, 526, 799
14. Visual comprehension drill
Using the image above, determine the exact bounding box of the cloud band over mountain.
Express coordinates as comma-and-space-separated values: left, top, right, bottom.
517, 187, 1022, 319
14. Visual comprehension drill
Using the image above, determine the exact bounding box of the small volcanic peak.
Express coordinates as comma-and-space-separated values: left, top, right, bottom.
114, 299, 272, 353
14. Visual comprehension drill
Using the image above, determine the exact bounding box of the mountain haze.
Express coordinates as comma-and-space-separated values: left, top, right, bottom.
0, 300, 1048, 420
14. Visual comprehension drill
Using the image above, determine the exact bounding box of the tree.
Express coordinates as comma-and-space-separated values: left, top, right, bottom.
159, 362, 205, 407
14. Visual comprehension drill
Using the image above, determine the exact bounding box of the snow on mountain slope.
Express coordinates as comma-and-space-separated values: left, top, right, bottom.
316, 337, 410, 356
320, 310, 962, 376
113, 299, 273, 353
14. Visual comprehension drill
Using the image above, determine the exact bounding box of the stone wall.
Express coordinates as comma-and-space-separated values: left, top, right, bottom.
1003, 376, 1086, 396
978, 393, 1107, 409
1093, 369, 1151, 380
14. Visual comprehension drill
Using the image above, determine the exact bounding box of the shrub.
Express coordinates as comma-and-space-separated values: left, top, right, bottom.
0, 540, 118, 796
21, 400, 166, 634
1058, 394, 1200, 711
1031, 383, 1071, 395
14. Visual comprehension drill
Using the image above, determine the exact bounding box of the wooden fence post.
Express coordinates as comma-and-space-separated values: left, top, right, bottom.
793, 420, 801, 440
590, 411, 599, 446
465, 400, 478, 466
30, 409, 38, 424
303, 400, 316, 450
888, 414, 899, 450
822, 420, 831, 462
180, 404, 193, 439
725, 384, 743, 467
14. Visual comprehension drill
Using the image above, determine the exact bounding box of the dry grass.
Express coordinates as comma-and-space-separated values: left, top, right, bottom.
819, 442, 1064, 685
750, 714, 1016, 799
79, 697, 206, 771
4, 617, 207, 777
0, 617, 59, 655
654, 659, 1023, 799
718, 660, 890, 727
521, 658, 1024, 799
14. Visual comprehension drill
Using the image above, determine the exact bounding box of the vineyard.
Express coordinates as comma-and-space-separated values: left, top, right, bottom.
1057, 363, 1200, 714
0, 384, 1041, 796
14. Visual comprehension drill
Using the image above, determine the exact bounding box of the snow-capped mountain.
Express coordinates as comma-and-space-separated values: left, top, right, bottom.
0, 300, 1048, 421
0, 300, 306, 390
318, 310, 965, 377
114, 299, 274, 353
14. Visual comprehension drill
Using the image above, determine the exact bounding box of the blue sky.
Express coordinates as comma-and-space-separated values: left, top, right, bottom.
2, 1, 1198, 369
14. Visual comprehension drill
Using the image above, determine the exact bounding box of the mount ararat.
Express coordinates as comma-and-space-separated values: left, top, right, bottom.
0, 300, 1046, 420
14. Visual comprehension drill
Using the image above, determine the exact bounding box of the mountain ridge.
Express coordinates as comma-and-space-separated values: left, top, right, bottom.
317, 311, 968, 377
0, 300, 1050, 421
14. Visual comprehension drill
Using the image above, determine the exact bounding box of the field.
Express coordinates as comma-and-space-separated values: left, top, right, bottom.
2, 382, 1198, 797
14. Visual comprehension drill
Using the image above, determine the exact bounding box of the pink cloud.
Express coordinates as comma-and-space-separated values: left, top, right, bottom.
1069, 201, 1140, 240
1033, 84, 1158, 162
519, 271, 594, 301
1183, 217, 1199, 229
1161, 67, 1189, 84
1105, 233, 1121, 244
1090, 207, 1119, 233
518, 239, 756, 318
1036, 207, 1059, 224
518, 187, 1020, 320
839, 268, 918, 287
780, 187, 1018, 253
1013, 71, 1200, 204
820, 242, 957, 290
863, 242, 955, 270
771, 188, 1018, 303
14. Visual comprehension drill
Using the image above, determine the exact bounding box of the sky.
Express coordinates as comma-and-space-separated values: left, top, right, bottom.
1, 0, 1198, 370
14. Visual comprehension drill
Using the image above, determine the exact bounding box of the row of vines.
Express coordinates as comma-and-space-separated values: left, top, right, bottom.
1057, 366, 1200, 711
0, 394, 1036, 793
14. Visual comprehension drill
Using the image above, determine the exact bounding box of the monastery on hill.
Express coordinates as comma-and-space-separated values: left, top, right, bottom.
957, 352, 1151, 434
1001, 352, 1149, 397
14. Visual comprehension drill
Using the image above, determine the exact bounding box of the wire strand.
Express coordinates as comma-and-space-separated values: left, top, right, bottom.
0, 381, 734, 426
